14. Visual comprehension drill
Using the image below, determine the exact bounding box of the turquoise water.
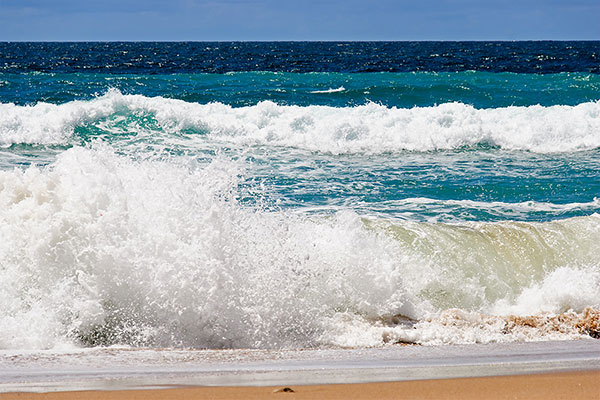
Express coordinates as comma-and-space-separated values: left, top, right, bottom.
2, 73, 599, 222
2, 71, 600, 108
1, 42, 599, 350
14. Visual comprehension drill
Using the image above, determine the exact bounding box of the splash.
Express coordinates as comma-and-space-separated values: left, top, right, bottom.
1, 145, 599, 350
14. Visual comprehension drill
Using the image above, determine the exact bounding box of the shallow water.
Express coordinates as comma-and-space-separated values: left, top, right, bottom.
1, 340, 599, 392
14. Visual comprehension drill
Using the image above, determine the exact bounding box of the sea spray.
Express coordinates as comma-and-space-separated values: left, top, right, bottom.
0, 146, 416, 349
1, 42, 600, 352
1, 145, 599, 349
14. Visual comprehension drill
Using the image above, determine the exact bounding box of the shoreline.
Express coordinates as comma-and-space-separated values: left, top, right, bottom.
1, 340, 599, 395
1, 370, 599, 400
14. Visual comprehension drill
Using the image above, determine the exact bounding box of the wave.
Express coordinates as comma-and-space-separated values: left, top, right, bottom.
1, 145, 599, 349
1, 90, 599, 153
3, 70, 599, 109
332, 307, 600, 347
380, 197, 600, 222
399, 197, 600, 211
310, 86, 346, 94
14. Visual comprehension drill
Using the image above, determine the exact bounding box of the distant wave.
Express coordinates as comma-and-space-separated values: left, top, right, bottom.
310, 86, 346, 94
1, 90, 599, 153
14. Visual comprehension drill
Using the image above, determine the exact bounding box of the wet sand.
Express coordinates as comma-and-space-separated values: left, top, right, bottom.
1, 370, 599, 400
1, 341, 599, 398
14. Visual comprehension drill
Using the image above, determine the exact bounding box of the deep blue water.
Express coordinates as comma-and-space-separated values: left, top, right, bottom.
2, 41, 599, 74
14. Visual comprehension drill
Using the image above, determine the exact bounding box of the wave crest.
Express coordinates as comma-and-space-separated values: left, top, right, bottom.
1, 90, 599, 153
1, 146, 599, 349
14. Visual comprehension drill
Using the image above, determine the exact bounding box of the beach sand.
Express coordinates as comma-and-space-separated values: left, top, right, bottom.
1, 370, 599, 400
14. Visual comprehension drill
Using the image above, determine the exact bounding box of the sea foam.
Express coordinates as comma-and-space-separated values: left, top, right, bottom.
1, 90, 599, 153
1, 145, 599, 350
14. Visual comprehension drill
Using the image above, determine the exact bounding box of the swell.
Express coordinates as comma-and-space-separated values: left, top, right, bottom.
1, 90, 599, 154
0, 146, 599, 349
1, 71, 599, 108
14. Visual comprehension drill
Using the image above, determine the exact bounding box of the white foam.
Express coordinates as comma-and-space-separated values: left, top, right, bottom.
493, 266, 600, 315
386, 197, 600, 222
310, 86, 346, 94
0, 92, 127, 147
0, 147, 421, 349
1, 145, 599, 350
1, 90, 599, 153
397, 197, 600, 213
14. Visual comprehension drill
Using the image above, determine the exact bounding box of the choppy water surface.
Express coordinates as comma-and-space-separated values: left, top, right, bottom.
1, 42, 599, 350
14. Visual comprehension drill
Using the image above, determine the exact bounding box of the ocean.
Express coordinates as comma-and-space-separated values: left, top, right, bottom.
1, 41, 599, 351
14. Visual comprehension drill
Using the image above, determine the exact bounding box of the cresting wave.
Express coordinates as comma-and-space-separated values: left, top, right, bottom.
310, 86, 346, 94
1, 145, 599, 350
1, 90, 599, 153
384, 197, 600, 223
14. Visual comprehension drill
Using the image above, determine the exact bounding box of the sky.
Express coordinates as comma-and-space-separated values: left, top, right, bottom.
0, 0, 598, 41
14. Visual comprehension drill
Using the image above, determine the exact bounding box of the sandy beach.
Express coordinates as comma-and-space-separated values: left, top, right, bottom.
1, 370, 599, 400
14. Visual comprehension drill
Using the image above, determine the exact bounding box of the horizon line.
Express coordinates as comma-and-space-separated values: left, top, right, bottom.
2, 39, 599, 43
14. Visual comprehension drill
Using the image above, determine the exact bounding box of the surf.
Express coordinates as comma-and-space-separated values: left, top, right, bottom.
1, 145, 599, 350
1, 90, 599, 154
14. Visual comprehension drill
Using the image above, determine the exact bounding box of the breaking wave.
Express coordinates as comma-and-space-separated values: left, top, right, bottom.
1, 90, 599, 153
1, 145, 599, 349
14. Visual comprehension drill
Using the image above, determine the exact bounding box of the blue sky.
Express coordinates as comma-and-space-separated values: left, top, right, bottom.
1, 0, 598, 41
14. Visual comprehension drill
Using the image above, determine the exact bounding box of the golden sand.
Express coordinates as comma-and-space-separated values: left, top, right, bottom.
2, 370, 599, 400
